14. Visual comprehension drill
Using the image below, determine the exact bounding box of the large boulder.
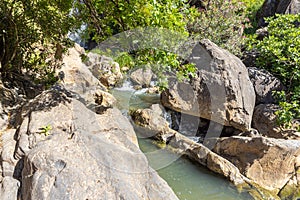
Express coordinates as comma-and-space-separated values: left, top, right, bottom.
252, 104, 300, 139
12, 88, 177, 200
161, 39, 255, 131
211, 136, 300, 197
257, 0, 300, 27
248, 67, 285, 105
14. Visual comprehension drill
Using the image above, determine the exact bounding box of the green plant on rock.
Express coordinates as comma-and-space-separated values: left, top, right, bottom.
247, 14, 300, 129
39, 125, 52, 136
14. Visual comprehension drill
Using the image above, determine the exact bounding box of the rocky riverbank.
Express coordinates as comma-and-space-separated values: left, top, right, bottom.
0, 44, 178, 200
131, 39, 300, 199
0, 39, 299, 199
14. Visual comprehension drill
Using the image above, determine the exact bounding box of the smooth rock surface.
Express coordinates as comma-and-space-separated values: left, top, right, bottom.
14, 89, 177, 200
130, 68, 154, 87
212, 136, 300, 194
161, 39, 255, 131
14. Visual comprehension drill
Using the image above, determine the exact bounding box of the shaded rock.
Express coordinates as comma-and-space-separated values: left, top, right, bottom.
161, 39, 255, 131
242, 50, 259, 68
252, 104, 300, 139
13, 89, 177, 200
257, 0, 300, 27
212, 136, 300, 195
130, 68, 154, 87
248, 67, 285, 105
86, 52, 123, 87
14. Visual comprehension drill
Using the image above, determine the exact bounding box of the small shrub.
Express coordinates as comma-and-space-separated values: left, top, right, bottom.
187, 0, 249, 56
247, 14, 300, 128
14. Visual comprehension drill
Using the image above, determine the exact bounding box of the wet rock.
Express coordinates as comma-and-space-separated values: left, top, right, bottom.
212, 136, 300, 195
161, 39, 255, 131
130, 68, 154, 87
86, 52, 123, 87
252, 104, 300, 139
257, 0, 300, 27
248, 67, 285, 105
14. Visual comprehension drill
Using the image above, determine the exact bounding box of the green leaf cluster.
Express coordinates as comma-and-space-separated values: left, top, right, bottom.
0, 0, 78, 87
187, 0, 250, 56
247, 14, 300, 129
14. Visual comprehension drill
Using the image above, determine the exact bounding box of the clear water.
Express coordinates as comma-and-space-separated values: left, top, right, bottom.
138, 138, 253, 200
111, 82, 253, 200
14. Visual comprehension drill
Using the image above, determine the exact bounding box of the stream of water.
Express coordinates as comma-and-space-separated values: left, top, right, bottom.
111, 82, 253, 200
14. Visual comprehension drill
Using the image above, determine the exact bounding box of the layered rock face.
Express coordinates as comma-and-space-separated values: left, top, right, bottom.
161, 39, 255, 131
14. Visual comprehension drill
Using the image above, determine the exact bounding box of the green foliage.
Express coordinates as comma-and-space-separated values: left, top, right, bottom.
187, 0, 249, 55
0, 0, 77, 87
75, 0, 198, 87
274, 91, 300, 131
247, 14, 300, 92
39, 125, 52, 136
74, 0, 189, 42
247, 14, 300, 128
239, 0, 265, 34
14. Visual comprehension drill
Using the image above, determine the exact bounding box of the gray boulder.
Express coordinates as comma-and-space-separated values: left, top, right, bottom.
131, 105, 279, 199
13, 89, 177, 200
130, 68, 154, 87
212, 136, 300, 197
248, 67, 285, 105
252, 104, 300, 139
161, 39, 255, 131
257, 0, 300, 27
86, 52, 123, 87
0, 177, 20, 200
60, 44, 116, 113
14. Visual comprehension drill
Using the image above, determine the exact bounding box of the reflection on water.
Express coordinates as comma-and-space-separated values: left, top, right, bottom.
111, 83, 253, 200
138, 138, 253, 200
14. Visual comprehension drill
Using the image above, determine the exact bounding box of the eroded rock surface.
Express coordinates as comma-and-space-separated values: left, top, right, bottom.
248, 67, 285, 105
252, 104, 300, 139
86, 52, 123, 87
212, 136, 300, 196
161, 39, 255, 131
11, 89, 178, 200
130, 68, 154, 88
